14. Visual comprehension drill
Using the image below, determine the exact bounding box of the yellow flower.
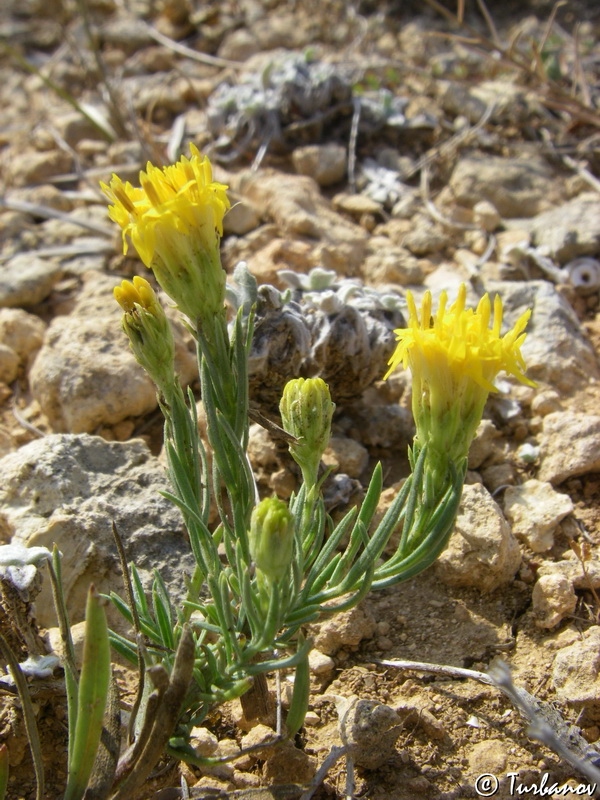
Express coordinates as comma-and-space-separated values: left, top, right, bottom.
101, 145, 230, 326
386, 284, 534, 490
114, 276, 176, 399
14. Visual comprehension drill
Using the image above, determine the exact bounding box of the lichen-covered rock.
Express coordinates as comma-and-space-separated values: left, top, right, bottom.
503, 479, 573, 552
435, 482, 521, 591
0, 433, 195, 627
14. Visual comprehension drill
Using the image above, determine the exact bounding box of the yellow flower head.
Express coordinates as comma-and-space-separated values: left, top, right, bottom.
114, 276, 176, 399
101, 145, 230, 325
386, 284, 534, 490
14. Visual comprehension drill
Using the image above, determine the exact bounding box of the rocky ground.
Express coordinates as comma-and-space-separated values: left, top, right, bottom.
1, 0, 600, 798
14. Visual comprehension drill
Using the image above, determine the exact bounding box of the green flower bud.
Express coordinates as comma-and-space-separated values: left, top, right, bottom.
249, 497, 294, 583
114, 276, 177, 400
279, 378, 334, 487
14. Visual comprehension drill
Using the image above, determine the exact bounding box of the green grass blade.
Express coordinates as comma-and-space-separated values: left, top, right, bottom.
63, 585, 111, 800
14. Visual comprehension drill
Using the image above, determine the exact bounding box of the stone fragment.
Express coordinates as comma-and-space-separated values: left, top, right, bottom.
532, 573, 577, 628
308, 603, 376, 655
447, 153, 558, 218
333, 193, 383, 216
503, 479, 573, 552
473, 200, 501, 232
526, 193, 600, 262
438, 80, 531, 125
362, 243, 424, 286
5, 148, 72, 187
537, 558, 600, 590
402, 214, 451, 256
293, 144, 347, 187
487, 280, 599, 392
240, 170, 368, 275
435, 482, 521, 591
0, 345, 19, 384
0, 434, 196, 628
223, 196, 261, 235
0, 308, 46, 367
339, 698, 402, 769
467, 419, 501, 470
0, 255, 63, 308
552, 627, 600, 714
308, 649, 335, 675
466, 739, 509, 775
322, 436, 369, 479
538, 413, 600, 484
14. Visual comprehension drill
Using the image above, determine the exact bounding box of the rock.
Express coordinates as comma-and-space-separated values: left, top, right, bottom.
293, 144, 347, 187
435, 482, 521, 592
438, 79, 531, 125
223, 196, 261, 236
394, 694, 447, 740
537, 557, 600, 591
338, 698, 402, 769
473, 200, 501, 232
5, 148, 72, 187
530, 390, 562, 416
0, 255, 63, 308
487, 280, 599, 392
308, 603, 376, 655
322, 436, 369, 479
468, 419, 501, 470
190, 727, 219, 758
466, 739, 510, 775
538, 413, 600, 484
552, 627, 600, 715
402, 214, 451, 256
503, 479, 573, 552
218, 28, 260, 61
239, 170, 368, 275
308, 649, 335, 675
333, 193, 383, 216
0, 308, 46, 368
362, 242, 424, 286
0, 345, 19, 384
532, 572, 577, 629
525, 193, 600, 262
29, 273, 196, 433
447, 153, 558, 218
0, 434, 196, 627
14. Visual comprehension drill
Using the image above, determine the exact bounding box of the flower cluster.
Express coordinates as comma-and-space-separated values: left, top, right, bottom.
101, 144, 230, 325
386, 284, 534, 491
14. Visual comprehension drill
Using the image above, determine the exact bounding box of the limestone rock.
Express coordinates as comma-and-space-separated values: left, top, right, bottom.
532, 572, 577, 629
503, 479, 573, 552
323, 436, 369, 479
239, 170, 368, 275
338, 698, 402, 769
0, 434, 196, 627
486, 280, 599, 392
308, 603, 376, 655
0, 345, 19, 383
447, 153, 558, 218
0, 255, 63, 308
435, 482, 521, 591
552, 627, 600, 714
292, 143, 347, 187
526, 193, 600, 262
0, 308, 46, 367
538, 413, 600, 484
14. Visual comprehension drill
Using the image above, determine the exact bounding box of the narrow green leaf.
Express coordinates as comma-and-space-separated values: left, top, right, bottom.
64, 585, 111, 800
285, 642, 310, 738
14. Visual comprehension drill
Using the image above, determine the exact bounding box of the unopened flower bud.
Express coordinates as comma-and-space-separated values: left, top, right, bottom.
249, 497, 294, 583
114, 276, 176, 399
279, 378, 334, 487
